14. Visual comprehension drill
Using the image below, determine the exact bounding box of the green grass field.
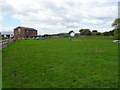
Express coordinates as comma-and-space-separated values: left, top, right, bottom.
2, 37, 118, 88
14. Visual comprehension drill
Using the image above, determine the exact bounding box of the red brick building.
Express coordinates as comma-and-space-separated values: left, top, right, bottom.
14, 26, 37, 38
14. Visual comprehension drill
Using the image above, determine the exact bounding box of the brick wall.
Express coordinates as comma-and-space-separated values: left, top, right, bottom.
14, 27, 37, 38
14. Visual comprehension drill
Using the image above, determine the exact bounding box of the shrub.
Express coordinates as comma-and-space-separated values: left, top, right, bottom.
114, 29, 120, 40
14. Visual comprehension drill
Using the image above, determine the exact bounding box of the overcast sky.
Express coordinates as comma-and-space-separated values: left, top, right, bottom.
0, 0, 119, 35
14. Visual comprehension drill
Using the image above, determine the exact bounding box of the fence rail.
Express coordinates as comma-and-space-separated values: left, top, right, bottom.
0, 38, 16, 50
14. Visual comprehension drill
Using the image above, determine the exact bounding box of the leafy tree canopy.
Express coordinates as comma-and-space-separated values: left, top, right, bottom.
112, 18, 120, 27
79, 29, 92, 35
69, 30, 74, 34
92, 30, 98, 32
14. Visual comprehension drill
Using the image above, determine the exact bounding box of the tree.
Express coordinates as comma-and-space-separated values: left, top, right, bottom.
109, 30, 114, 36
79, 29, 84, 33
92, 30, 98, 35
114, 29, 120, 40
96, 32, 101, 35
112, 18, 120, 27
112, 18, 120, 40
79, 29, 92, 35
102, 30, 114, 36
43, 34, 50, 37
69, 30, 74, 34
103, 32, 110, 36
92, 30, 98, 33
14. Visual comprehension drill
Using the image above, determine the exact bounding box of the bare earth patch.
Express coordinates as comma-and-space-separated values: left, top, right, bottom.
50, 66, 57, 70
95, 49, 103, 53
72, 40, 82, 41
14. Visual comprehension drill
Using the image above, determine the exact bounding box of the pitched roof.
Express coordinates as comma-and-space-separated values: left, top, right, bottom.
15, 26, 37, 31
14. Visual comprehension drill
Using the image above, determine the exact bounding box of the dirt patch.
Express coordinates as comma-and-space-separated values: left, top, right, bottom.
50, 66, 57, 70
72, 40, 81, 41
95, 49, 103, 53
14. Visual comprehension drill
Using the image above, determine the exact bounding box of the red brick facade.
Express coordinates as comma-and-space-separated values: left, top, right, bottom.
14, 26, 37, 38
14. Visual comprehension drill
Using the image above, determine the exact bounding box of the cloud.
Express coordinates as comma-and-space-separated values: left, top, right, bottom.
0, 0, 14, 20
0, 0, 119, 34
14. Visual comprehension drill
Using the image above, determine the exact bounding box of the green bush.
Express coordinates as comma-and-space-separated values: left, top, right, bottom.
114, 29, 120, 40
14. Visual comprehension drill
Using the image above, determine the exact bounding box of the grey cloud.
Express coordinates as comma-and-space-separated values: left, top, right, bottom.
0, 0, 118, 34
0, 0, 14, 16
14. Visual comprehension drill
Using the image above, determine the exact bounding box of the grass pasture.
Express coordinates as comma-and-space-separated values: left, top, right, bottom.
2, 37, 118, 88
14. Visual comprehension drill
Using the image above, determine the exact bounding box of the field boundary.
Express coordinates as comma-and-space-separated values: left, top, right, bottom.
0, 38, 16, 49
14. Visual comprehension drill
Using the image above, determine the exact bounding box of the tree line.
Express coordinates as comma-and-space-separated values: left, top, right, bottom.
69, 18, 120, 40
41, 18, 120, 40
78, 29, 114, 36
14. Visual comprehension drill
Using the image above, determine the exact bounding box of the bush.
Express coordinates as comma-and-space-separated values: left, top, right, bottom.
114, 29, 120, 40
79, 29, 92, 35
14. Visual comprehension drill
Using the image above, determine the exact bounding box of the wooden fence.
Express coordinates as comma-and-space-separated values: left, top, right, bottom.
0, 38, 16, 50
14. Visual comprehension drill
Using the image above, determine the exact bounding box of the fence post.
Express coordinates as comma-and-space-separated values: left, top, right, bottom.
1, 38, 16, 49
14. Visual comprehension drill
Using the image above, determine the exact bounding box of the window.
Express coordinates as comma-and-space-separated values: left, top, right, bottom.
18, 29, 21, 33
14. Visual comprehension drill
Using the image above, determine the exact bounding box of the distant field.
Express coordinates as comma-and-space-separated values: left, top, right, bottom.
2, 37, 118, 88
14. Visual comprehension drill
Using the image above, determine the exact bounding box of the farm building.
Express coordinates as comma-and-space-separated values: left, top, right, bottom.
14, 26, 37, 38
